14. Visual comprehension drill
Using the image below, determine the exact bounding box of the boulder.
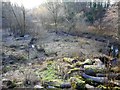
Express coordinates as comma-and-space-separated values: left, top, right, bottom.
2, 79, 16, 88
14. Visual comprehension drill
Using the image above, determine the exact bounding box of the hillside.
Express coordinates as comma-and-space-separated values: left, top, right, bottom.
101, 3, 118, 37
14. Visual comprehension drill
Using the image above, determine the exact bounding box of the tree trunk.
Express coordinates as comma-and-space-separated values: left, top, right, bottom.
22, 7, 25, 36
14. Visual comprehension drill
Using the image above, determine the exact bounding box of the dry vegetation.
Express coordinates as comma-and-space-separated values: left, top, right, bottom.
1, 1, 120, 89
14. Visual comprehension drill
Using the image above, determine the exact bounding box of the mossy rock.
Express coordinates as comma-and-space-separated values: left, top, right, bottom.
44, 50, 57, 57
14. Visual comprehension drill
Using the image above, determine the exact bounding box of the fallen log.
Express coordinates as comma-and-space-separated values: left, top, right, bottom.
82, 73, 108, 83
81, 73, 120, 87
84, 65, 106, 74
96, 73, 120, 80
60, 83, 71, 89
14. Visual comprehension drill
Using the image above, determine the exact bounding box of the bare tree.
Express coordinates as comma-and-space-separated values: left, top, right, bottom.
2, 2, 32, 37
45, 1, 61, 32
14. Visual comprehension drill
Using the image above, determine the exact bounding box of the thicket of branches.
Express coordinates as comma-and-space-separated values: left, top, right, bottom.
36, 1, 111, 34
2, 1, 117, 38
2, 2, 34, 37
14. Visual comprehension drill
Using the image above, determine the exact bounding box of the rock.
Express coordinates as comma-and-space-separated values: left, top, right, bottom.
93, 59, 103, 66
34, 85, 44, 89
85, 84, 95, 89
24, 79, 32, 86
15, 37, 23, 40
60, 83, 71, 89
9, 45, 18, 48
53, 38, 60, 42
24, 35, 30, 40
19, 45, 26, 50
9, 60, 14, 64
2, 79, 16, 88
45, 51, 57, 57
36, 45, 45, 52
29, 37, 37, 44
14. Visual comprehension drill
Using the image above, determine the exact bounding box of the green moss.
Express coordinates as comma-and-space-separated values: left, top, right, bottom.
40, 61, 62, 84
40, 64, 57, 81
69, 77, 85, 89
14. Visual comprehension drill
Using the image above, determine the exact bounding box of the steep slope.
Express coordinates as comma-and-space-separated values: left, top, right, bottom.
101, 3, 118, 37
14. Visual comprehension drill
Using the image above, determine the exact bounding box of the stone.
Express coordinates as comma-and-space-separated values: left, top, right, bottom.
34, 85, 44, 89
93, 59, 103, 66
2, 79, 16, 88
85, 84, 95, 90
